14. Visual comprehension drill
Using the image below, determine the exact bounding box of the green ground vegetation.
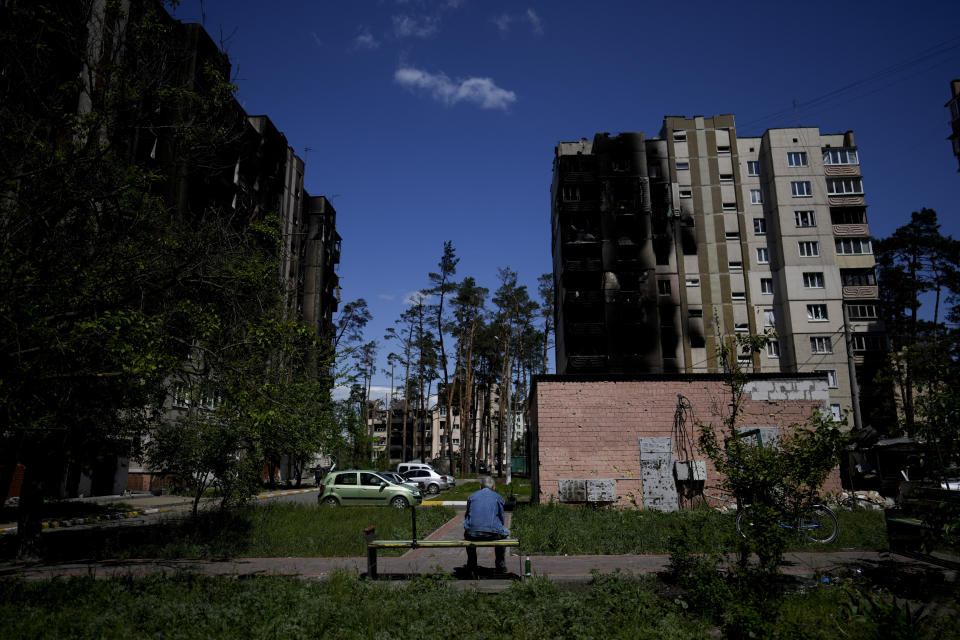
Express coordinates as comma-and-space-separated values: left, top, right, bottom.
0, 571, 954, 640
0, 504, 454, 561
432, 478, 532, 502
513, 504, 888, 555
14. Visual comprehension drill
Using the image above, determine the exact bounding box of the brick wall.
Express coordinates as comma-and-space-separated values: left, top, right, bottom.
531, 375, 840, 508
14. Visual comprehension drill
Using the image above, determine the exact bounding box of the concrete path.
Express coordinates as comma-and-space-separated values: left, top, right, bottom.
3, 507, 956, 590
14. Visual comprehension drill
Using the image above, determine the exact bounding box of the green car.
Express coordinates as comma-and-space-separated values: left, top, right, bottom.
318, 470, 422, 508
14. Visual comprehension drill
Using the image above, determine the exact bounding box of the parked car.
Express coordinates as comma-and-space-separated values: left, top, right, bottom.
402, 468, 448, 495
318, 470, 421, 508
374, 471, 420, 491
397, 462, 434, 475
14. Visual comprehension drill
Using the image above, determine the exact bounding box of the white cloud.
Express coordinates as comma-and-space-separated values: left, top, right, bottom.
354, 27, 380, 50
403, 290, 432, 305
494, 13, 512, 35
525, 9, 543, 35
394, 66, 517, 110
378, 293, 396, 301
393, 14, 439, 38
494, 9, 543, 37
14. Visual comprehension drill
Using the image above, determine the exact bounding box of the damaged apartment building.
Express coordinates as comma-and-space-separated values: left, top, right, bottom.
534, 114, 884, 507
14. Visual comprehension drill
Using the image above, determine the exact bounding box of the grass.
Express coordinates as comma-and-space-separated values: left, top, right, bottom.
0, 571, 954, 640
0, 503, 454, 561
513, 504, 889, 555
430, 478, 532, 502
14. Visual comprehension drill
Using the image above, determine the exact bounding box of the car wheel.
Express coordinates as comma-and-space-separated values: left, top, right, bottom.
322, 496, 339, 507
390, 496, 409, 509
427, 483, 439, 495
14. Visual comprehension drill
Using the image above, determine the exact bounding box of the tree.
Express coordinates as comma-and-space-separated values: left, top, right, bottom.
697, 333, 845, 576
0, 0, 268, 552
451, 277, 488, 474
537, 272, 555, 374
426, 241, 459, 471
875, 209, 960, 435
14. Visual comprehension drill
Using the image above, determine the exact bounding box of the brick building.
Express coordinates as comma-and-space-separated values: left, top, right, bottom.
530, 374, 841, 510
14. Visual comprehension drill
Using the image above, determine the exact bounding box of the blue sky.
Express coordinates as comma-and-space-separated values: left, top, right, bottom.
174, 0, 960, 392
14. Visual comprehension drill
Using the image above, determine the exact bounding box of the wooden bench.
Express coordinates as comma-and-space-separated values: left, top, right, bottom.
364, 525, 518, 579
885, 484, 960, 568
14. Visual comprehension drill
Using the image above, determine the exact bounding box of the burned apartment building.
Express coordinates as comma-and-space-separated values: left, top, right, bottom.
551, 115, 886, 428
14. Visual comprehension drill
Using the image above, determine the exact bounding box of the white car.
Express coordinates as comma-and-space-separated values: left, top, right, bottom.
375, 471, 420, 491
402, 469, 448, 495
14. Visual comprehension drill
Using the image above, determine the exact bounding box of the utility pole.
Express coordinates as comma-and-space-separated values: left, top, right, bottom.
843, 304, 863, 431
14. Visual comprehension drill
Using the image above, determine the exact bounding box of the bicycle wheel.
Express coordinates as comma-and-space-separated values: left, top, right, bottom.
735, 507, 755, 540
800, 505, 838, 543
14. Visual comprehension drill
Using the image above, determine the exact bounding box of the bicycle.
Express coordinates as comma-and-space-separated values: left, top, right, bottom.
735, 503, 839, 543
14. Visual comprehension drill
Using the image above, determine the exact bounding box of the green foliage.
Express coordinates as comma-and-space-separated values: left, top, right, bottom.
696, 333, 847, 575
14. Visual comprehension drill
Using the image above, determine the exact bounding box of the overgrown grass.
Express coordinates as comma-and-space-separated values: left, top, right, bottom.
1, 572, 954, 640
0, 573, 709, 640
513, 504, 888, 555
0, 500, 134, 525
0, 504, 454, 561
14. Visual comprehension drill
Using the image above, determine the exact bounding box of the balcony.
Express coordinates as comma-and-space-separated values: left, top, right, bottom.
833, 223, 870, 237
568, 355, 606, 371
563, 258, 602, 272
558, 200, 600, 213
564, 171, 595, 182
842, 285, 879, 299
568, 322, 605, 337
828, 195, 865, 207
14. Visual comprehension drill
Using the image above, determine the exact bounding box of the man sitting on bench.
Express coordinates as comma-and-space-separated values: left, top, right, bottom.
464, 475, 509, 574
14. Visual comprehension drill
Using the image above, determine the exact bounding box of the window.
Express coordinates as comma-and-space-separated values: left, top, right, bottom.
172, 384, 189, 408
760, 278, 774, 294
717, 145, 731, 154
737, 354, 753, 366
851, 334, 885, 352
685, 278, 700, 287
753, 218, 766, 235
836, 238, 872, 255
453, 438, 460, 445
723, 202, 738, 211
725, 231, 740, 240
361, 472, 383, 487
335, 473, 358, 486
847, 304, 878, 319
439, 407, 447, 416
720, 173, 734, 182
830, 404, 842, 422
677, 161, 690, 170
815, 370, 839, 388
735, 322, 749, 332
810, 336, 832, 354
822, 148, 859, 165
657, 280, 671, 296
763, 309, 776, 327
791, 181, 812, 197
767, 340, 781, 358
729, 261, 743, 270
689, 308, 703, 318
826, 177, 864, 195
747, 160, 760, 176
756, 247, 769, 264
787, 151, 808, 167
561, 186, 580, 201
841, 269, 876, 286
794, 210, 816, 227
750, 189, 763, 204
673, 132, 687, 141
831, 207, 866, 224
803, 272, 825, 288
798, 241, 820, 257
807, 304, 829, 321
732, 291, 746, 300
679, 189, 692, 198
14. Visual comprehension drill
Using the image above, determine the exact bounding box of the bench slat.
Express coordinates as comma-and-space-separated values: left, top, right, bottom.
370, 539, 518, 548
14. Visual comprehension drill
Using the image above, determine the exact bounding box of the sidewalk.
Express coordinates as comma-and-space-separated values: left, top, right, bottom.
2, 510, 955, 590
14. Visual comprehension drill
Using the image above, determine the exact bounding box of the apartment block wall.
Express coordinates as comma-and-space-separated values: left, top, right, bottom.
531, 376, 841, 508
552, 114, 885, 429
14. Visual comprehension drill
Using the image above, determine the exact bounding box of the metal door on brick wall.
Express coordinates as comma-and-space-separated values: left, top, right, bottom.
639, 437, 678, 512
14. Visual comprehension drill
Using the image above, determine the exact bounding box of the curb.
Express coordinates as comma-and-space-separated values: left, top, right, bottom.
0, 487, 320, 535
422, 501, 468, 506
